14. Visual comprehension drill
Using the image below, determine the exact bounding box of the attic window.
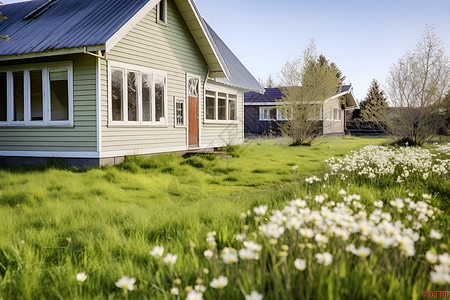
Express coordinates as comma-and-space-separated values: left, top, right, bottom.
156, 0, 167, 24
23, 0, 58, 20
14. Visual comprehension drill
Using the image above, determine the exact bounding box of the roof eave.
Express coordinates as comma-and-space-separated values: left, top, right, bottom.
174, 0, 227, 78
0, 45, 105, 61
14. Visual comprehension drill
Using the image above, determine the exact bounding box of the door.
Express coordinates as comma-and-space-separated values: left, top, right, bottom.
188, 76, 199, 147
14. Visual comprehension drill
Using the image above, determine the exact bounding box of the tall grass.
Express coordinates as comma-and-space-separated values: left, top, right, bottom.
5, 137, 446, 299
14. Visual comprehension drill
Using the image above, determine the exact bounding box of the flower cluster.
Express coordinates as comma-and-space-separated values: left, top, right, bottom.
325, 145, 450, 183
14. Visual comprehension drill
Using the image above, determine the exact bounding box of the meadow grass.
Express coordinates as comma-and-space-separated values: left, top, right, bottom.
0, 137, 448, 299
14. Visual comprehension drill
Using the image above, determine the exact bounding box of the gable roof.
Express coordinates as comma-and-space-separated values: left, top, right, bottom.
0, 0, 226, 78
245, 84, 358, 108
203, 21, 264, 92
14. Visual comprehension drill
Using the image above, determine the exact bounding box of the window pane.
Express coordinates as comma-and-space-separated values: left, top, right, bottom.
142, 74, 151, 122
127, 71, 138, 122
30, 70, 43, 121
112, 68, 123, 121
50, 69, 69, 121
228, 94, 237, 121
155, 76, 165, 122
13, 71, 24, 121
228, 100, 236, 120
218, 92, 226, 120
0, 72, 6, 121
206, 91, 215, 120
176, 101, 184, 125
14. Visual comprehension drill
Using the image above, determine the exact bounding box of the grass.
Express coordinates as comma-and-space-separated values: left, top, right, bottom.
0, 136, 447, 299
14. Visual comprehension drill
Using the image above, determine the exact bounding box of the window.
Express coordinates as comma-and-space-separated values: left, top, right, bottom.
205, 91, 215, 120
205, 90, 238, 122
142, 74, 152, 122
218, 92, 226, 120
259, 107, 278, 121
49, 68, 69, 121
0, 72, 6, 122
228, 94, 237, 121
174, 97, 186, 127
334, 108, 342, 121
111, 68, 124, 121
0, 62, 73, 126
109, 62, 167, 125
156, 0, 167, 24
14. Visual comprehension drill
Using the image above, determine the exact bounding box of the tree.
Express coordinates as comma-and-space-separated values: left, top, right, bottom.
318, 54, 346, 85
279, 40, 340, 145
0, 12, 9, 41
264, 74, 276, 88
352, 79, 388, 120
378, 26, 450, 145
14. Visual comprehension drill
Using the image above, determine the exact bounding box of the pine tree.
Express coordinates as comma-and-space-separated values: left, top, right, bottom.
353, 79, 388, 120
317, 55, 346, 86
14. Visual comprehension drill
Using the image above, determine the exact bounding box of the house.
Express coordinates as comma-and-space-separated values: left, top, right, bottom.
244, 85, 358, 136
0, 0, 263, 167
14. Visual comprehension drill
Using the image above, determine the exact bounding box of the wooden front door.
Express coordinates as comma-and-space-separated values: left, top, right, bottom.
188, 76, 199, 147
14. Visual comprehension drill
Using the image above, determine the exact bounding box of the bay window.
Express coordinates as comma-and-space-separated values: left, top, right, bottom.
0, 62, 73, 126
205, 90, 238, 122
109, 62, 167, 125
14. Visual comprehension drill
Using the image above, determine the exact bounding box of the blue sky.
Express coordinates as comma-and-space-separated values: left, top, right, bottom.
2, 0, 449, 101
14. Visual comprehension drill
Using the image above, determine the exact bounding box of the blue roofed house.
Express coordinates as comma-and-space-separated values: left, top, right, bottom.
244, 85, 358, 136
0, 0, 263, 167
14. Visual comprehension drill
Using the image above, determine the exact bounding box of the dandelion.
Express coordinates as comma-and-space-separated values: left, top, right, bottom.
115, 276, 136, 291
315, 252, 333, 266
426, 251, 438, 264
352, 246, 371, 258
221, 248, 238, 264
204, 250, 214, 259
150, 245, 164, 259
235, 233, 246, 241
76, 272, 87, 282
245, 291, 263, 300
170, 287, 179, 295
163, 253, 178, 266
243, 241, 262, 252
294, 258, 307, 271
195, 285, 206, 293
186, 290, 203, 300
430, 229, 442, 240
239, 248, 258, 260
374, 200, 383, 208
314, 195, 325, 204
254, 205, 268, 216
210, 276, 228, 289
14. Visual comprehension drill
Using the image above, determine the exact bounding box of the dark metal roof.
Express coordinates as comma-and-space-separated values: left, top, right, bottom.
245, 88, 284, 104
203, 20, 264, 92
245, 85, 356, 106
0, 0, 149, 56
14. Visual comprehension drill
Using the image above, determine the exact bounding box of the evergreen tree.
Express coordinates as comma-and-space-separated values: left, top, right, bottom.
352, 79, 388, 120
317, 55, 346, 86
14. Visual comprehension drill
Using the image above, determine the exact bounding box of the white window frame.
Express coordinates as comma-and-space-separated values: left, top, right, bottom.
333, 108, 342, 121
204, 89, 238, 124
259, 106, 277, 121
174, 96, 186, 127
156, 0, 167, 24
0, 61, 73, 127
108, 61, 167, 127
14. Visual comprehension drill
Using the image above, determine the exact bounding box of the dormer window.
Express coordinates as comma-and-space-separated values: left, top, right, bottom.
156, 0, 167, 24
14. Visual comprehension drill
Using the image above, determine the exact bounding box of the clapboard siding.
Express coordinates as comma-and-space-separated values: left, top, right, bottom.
201, 81, 244, 147
101, 0, 208, 156
0, 54, 98, 152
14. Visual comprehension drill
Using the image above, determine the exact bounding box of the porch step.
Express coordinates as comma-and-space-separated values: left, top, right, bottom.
178, 148, 231, 158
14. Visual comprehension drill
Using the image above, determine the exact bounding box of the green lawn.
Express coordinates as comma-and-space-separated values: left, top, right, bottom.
0, 136, 448, 299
